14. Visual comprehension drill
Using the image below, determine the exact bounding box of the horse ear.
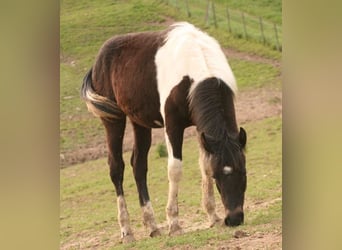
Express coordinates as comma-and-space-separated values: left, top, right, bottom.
201, 132, 214, 153
239, 127, 247, 148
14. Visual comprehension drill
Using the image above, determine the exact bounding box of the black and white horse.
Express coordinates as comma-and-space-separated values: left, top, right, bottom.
82, 22, 247, 243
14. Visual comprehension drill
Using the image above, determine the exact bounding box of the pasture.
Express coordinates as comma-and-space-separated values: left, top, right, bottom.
60, 0, 282, 248
60, 117, 282, 249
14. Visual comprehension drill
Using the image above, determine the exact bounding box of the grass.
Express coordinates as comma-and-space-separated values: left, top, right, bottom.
60, 116, 282, 249
167, 0, 282, 25
168, 0, 282, 50
214, 0, 282, 25
230, 59, 280, 89
155, 143, 168, 158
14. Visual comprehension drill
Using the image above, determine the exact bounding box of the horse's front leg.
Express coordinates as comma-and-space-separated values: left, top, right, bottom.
165, 126, 185, 236
199, 147, 222, 227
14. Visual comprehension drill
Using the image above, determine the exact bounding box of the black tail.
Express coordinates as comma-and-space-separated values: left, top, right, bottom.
81, 67, 125, 119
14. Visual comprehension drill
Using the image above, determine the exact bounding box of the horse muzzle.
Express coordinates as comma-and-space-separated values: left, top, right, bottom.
224, 207, 244, 227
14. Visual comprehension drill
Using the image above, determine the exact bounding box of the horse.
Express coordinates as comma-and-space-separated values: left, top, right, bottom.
81, 22, 247, 243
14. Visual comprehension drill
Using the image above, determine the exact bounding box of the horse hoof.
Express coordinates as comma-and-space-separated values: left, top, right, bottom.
150, 229, 162, 237
168, 224, 183, 236
121, 234, 135, 244
209, 217, 223, 228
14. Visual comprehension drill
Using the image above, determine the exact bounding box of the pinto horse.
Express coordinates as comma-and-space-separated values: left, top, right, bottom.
81, 22, 247, 243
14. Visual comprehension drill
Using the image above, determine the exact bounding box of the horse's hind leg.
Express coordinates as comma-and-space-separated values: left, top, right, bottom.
130, 122, 161, 237
102, 117, 135, 243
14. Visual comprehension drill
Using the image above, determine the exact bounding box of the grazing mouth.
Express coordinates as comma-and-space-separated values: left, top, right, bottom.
224, 212, 244, 226
225, 207, 244, 226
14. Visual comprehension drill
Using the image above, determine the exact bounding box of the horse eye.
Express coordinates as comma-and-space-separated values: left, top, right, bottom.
223, 166, 233, 175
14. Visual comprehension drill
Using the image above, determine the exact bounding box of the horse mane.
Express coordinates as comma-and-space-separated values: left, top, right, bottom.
189, 77, 239, 143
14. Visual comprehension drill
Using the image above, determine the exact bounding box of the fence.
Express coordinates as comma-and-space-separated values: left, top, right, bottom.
166, 0, 282, 51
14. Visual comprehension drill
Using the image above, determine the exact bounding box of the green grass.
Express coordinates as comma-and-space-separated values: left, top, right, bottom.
214, 0, 282, 25
230, 59, 280, 89
167, 0, 282, 51
155, 143, 168, 158
60, 116, 282, 249
167, 0, 281, 25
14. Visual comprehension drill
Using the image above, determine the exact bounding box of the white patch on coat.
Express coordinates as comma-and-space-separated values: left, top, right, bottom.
223, 166, 233, 175
164, 133, 183, 229
153, 120, 163, 127
142, 201, 159, 234
155, 22, 237, 119
117, 195, 133, 238
164, 133, 182, 183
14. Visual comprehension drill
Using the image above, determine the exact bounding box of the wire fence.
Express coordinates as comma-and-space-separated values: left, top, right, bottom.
166, 0, 282, 51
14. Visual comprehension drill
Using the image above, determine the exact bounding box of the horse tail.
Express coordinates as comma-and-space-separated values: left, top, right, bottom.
81, 67, 125, 120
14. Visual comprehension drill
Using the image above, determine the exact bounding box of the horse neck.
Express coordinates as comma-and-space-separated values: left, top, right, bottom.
222, 97, 239, 136
190, 80, 239, 139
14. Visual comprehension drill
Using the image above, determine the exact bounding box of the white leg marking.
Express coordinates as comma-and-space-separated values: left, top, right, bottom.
165, 134, 183, 235
153, 120, 163, 127
199, 148, 221, 226
117, 196, 135, 242
142, 201, 161, 237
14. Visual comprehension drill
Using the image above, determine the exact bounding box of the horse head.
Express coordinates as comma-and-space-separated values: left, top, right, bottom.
201, 127, 247, 226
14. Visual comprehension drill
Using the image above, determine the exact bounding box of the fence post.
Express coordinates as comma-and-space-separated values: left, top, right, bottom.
212, 1, 217, 28
226, 7, 232, 33
205, 0, 210, 26
185, 0, 191, 17
241, 12, 248, 39
259, 17, 266, 45
273, 23, 280, 51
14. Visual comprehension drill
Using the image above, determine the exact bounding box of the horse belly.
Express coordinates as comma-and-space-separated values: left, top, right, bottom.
128, 106, 164, 129
115, 84, 164, 128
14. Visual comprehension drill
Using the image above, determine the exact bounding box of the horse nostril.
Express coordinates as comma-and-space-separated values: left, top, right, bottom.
224, 217, 230, 226
225, 212, 244, 227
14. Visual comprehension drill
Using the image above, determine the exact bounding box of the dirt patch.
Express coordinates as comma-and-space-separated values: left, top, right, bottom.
217, 230, 282, 250
223, 48, 281, 68
235, 85, 282, 124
